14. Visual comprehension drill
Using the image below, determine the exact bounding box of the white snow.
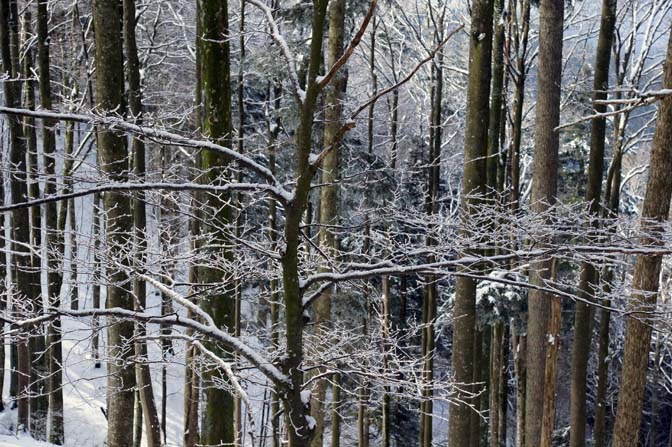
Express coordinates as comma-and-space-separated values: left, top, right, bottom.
0, 434, 52, 447
305, 415, 316, 430
300, 390, 311, 405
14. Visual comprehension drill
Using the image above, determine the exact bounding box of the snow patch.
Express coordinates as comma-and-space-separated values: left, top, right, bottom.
306, 415, 317, 430
301, 389, 311, 405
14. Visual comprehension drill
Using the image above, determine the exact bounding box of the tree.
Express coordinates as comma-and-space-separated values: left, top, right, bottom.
448, 1, 493, 445
198, 0, 236, 443
569, 1, 617, 446
122, 0, 163, 444
612, 23, 672, 447
92, 0, 137, 444
524, 1, 564, 446
311, 1, 346, 446
37, 1, 64, 440
0, 0, 33, 432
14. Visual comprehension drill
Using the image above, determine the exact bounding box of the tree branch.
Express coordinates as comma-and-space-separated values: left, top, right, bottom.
317, 0, 378, 90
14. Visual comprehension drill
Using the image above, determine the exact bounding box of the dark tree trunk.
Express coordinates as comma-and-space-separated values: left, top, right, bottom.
569, 2, 617, 446
1, 0, 33, 431
509, 0, 530, 210
92, 0, 137, 444
448, 1, 494, 445
198, 0, 236, 444
22, 13, 49, 440
122, 0, 163, 444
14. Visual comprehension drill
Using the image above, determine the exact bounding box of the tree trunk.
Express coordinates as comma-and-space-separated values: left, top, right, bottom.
612, 24, 672, 447
1, 0, 32, 431
184, 3, 203, 445
199, 0, 236, 444
0, 112, 5, 416
540, 289, 561, 447
449, 1, 494, 445
311, 1, 346, 445
469, 329, 483, 447
234, 1, 246, 444
68, 195, 79, 310
134, 391, 143, 447
488, 0, 505, 195
92, 193, 102, 369
331, 373, 342, 447
37, 0, 65, 439
500, 325, 509, 446
122, 0, 164, 444
381, 276, 391, 447
22, 14, 49, 440
268, 78, 282, 447
593, 58, 626, 447
569, 2, 617, 446
513, 329, 526, 447
524, 2, 564, 446
280, 1, 329, 445
509, 0, 530, 210
92, 0, 137, 444
491, 322, 503, 447
592, 293, 611, 447
649, 332, 663, 447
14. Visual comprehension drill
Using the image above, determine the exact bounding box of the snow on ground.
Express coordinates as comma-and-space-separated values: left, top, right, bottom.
0, 283, 190, 446
0, 434, 53, 447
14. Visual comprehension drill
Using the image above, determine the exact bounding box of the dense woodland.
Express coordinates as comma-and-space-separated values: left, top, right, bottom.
2, 0, 672, 446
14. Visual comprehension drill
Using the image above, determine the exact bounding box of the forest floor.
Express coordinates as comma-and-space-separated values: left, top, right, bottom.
0, 288, 188, 446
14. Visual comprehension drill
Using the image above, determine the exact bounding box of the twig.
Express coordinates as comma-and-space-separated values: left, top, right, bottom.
317, 0, 378, 90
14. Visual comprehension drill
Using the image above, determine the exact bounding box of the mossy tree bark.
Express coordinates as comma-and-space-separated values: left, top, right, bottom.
198, 0, 236, 444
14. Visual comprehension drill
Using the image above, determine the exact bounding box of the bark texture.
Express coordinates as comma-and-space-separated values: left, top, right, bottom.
524, 2, 564, 446
568, 2, 617, 445
199, 0, 236, 444
310, 1, 346, 444
38, 1, 64, 438
1, 0, 32, 432
92, 1, 137, 445
448, 1, 493, 445
612, 24, 672, 447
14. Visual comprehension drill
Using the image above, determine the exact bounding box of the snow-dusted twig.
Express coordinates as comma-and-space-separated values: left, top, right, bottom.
555, 89, 672, 132
0, 106, 287, 193
245, 0, 305, 106
138, 274, 215, 327
0, 181, 290, 214
317, 0, 378, 90
309, 24, 464, 169
5, 307, 291, 387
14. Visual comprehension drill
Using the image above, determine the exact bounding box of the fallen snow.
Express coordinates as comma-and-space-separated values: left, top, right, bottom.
0, 434, 53, 447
